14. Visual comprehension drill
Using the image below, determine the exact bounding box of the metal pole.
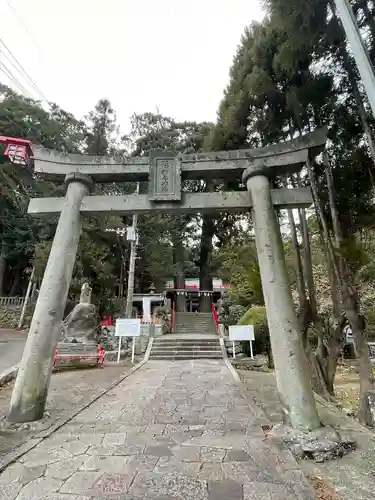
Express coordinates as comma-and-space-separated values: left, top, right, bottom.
125, 216, 137, 318
18, 266, 35, 329
334, 0, 375, 117
125, 183, 139, 318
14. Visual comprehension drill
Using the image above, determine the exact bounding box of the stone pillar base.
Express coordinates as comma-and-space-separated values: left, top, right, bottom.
269, 424, 356, 462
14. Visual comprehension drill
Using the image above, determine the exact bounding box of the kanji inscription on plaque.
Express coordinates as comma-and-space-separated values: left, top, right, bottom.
149, 153, 181, 201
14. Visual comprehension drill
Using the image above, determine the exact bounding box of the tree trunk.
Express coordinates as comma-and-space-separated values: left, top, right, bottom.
284, 178, 330, 397
322, 152, 375, 424
285, 192, 305, 302
9, 266, 22, 296
306, 158, 345, 394
287, 211, 314, 345
350, 313, 374, 425
199, 214, 215, 313
119, 257, 124, 298
324, 151, 342, 245
173, 237, 186, 313
298, 208, 317, 312
286, 203, 309, 341
361, 2, 375, 48
0, 252, 6, 296
297, 207, 336, 398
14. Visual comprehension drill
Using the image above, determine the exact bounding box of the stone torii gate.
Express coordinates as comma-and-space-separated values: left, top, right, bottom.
8, 129, 327, 433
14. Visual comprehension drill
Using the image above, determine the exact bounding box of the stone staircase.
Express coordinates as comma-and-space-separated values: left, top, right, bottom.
148, 313, 222, 360
149, 335, 222, 360
174, 312, 218, 335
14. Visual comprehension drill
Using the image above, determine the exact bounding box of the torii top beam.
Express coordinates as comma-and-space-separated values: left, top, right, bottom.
31, 128, 327, 183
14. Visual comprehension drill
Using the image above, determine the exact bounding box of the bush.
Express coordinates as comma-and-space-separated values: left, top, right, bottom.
366, 308, 375, 341
238, 306, 273, 367
218, 302, 246, 331
154, 305, 171, 334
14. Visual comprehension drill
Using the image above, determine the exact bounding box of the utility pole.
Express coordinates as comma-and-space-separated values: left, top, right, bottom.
334, 0, 375, 117
18, 266, 35, 329
125, 184, 139, 318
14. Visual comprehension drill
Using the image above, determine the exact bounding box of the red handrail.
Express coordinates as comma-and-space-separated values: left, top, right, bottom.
171, 301, 176, 332
211, 303, 219, 330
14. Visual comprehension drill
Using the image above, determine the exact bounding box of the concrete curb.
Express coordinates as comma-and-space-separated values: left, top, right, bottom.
220, 337, 241, 383
0, 365, 19, 388
0, 358, 148, 473
144, 337, 154, 362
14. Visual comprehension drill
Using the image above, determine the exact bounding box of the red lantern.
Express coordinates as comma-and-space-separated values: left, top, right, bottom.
0, 136, 33, 166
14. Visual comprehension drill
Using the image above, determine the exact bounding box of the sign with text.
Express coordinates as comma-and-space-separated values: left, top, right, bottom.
229, 325, 255, 341
115, 318, 141, 337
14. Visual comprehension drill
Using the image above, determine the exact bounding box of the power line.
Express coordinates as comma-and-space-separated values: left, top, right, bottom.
0, 60, 31, 97
0, 46, 35, 97
0, 37, 48, 104
5, 0, 43, 55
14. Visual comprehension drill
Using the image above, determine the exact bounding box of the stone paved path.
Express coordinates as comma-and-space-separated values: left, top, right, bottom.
0, 360, 315, 499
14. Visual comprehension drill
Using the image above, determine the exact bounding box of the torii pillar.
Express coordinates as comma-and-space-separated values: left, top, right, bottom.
8, 173, 94, 423
243, 161, 320, 431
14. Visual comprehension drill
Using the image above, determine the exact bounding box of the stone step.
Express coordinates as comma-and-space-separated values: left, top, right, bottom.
175, 316, 214, 320
150, 354, 223, 360
152, 340, 220, 344
151, 348, 221, 354
154, 339, 219, 344
175, 325, 216, 328
175, 323, 216, 327
175, 322, 215, 326
175, 323, 215, 326
152, 346, 221, 353
175, 329, 216, 332
175, 313, 213, 316
175, 315, 213, 318
150, 331, 222, 359
175, 321, 214, 324
175, 316, 215, 320
174, 330, 217, 335
173, 325, 216, 328
175, 316, 214, 319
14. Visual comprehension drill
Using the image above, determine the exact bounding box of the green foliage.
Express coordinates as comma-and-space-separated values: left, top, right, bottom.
218, 300, 247, 328
238, 306, 270, 358
154, 305, 172, 334
218, 237, 263, 308
228, 304, 247, 325
238, 305, 267, 328
86, 99, 117, 156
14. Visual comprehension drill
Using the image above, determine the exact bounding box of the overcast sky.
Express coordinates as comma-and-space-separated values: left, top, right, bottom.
0, 0, 264, 134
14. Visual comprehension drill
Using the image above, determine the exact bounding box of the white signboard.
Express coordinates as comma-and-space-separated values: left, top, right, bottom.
229, 325, 255, 341
115, 318, 141, 337
229, 325, 255, 360
115, 318, 141, 364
